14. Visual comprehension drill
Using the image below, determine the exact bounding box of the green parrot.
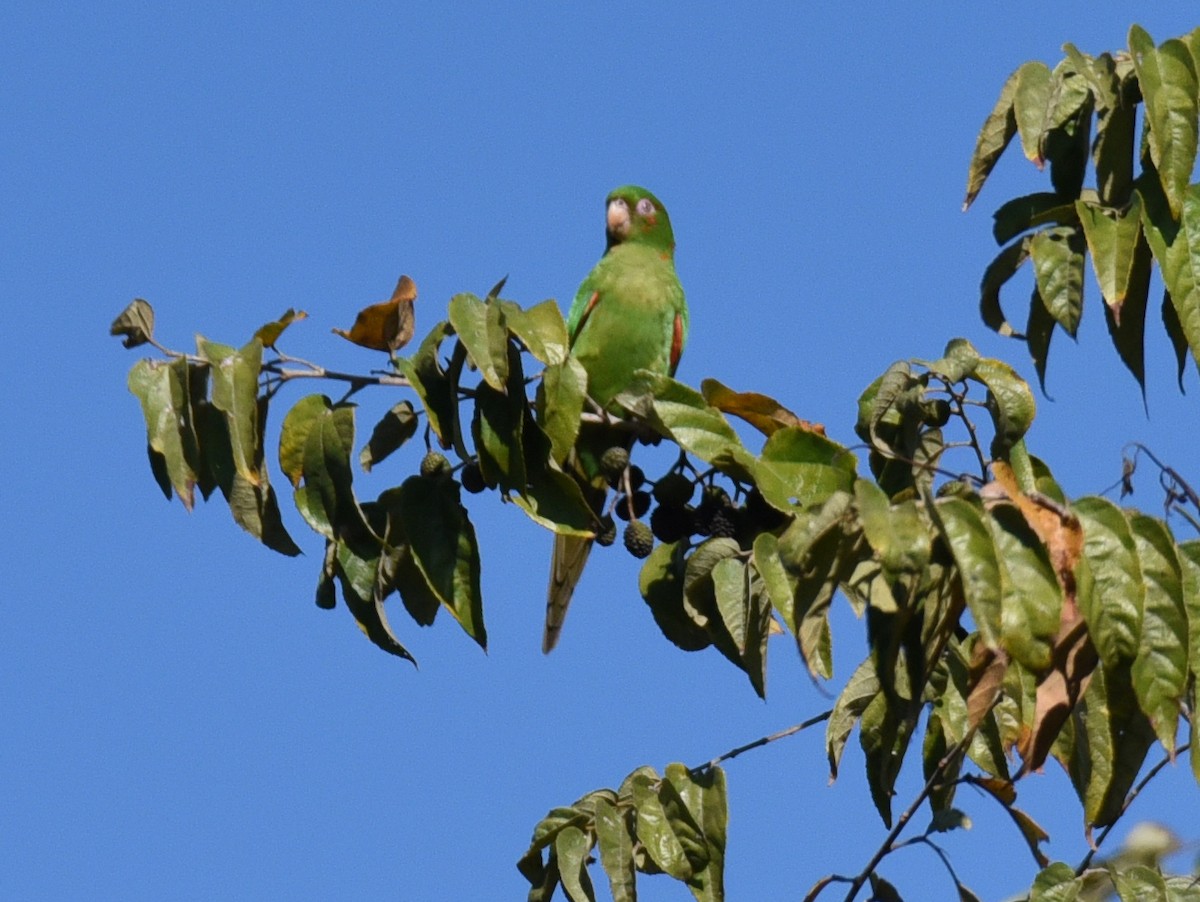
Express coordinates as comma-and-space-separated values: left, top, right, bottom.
543, 185, 689, 653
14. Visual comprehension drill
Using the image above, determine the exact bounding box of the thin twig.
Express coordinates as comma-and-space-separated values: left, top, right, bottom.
838, 728, 977, 901
688, 709, 832, 776
1074, 742, 1190, 875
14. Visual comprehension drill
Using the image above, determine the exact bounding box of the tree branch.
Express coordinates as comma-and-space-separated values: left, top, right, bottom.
1074, 742, 1190, 876
688, 709, 832, 776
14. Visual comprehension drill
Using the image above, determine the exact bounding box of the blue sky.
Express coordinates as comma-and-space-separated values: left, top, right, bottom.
5, 4, 1200, 900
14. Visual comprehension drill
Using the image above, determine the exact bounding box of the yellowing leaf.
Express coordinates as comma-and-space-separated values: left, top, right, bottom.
332, 274, 418, 352
253, 308, 308, 349
700, 378, 824, 437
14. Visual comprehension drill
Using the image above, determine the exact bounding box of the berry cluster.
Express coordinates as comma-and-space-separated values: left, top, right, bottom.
450, 444, 790, 559
599, 446, 790, 560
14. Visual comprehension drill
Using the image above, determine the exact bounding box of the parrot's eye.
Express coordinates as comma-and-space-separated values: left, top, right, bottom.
635, 198, 656, 217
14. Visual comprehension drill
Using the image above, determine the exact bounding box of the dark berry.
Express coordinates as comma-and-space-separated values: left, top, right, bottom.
745, 489, 789, 531
653, 472, 694, 507
623, 521, 654, 558
460, 461, 486, 493
650, 504, 690, 543
627, 466, 646, 491
708, 507, 739, 539
595, 515, 617, 546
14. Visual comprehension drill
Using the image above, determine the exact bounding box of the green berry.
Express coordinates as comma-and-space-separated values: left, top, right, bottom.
599, 446, 630, 483
623, 520, 654, 558
420, 451, 451, 478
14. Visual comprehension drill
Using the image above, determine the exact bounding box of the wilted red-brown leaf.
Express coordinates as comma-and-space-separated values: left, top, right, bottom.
988, 461, 1083, 592
700, 378, 825, 437
967, 644, 1008, 733
332, 274, 417, 352
986, 461, 1098, 775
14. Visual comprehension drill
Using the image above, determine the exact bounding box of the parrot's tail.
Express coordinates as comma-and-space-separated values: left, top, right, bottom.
543, 533, 594, 653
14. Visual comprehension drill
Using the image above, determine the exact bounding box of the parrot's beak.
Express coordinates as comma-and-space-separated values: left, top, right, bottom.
606, 198, 631, 242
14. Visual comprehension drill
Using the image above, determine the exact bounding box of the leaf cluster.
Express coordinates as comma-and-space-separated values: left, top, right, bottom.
967, 25, 1200, 395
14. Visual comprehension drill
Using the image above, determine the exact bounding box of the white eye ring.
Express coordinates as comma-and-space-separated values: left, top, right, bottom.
635, 198, 655, 216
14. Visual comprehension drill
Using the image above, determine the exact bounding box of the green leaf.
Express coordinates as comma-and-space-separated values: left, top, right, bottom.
868, 874, 904, 902
827, 655, 880, 778
511, 408, 596, 538
1103, 231, 1152, 393
592, 797, 636, 902
1090, 53, 1138, 206
1177, 540, 1200, 698
1013, 61, 1054, 167
964, 67, 1019, 210
1030, 227, 1086, 337
1073, 497, 1143, 668
927, 808, 972, 834
777, 492, 858, 679
1128, 513, 1188, 753
987, 503, 1061, 672
640, 541, 712, 652
1140, 180, 1200, 378
980, 237, 1032, 338
1162, 291, 1192, 389
110, 298, 155, 348
712, 558, 748, 654
519, 806, 592, 886
395, 321, 456, 448
855, 480, 930, 576
293, 399, 361, 540
1029, 861, 1082, 902
859, 686, 915, 827
448, 292, 509, 392
753, 532, 796, 634
614, 372, 756, 483
666, 763, 727, 902
198, 336, 263, 488
386, 476, 486, 648
992, 193, 1078, 246
279, 394, 327, 488
629, 773, 708, 882
359, 401, 418, 472
472, 345, 527, 494
127, 358, 203, 509
931, 497, 1003, 650
333, 531, 416, 664
539, 356, 588, 464
1027, 283, 1057, 394
1075, 196, 1143, 306
926, 337, 982, 384
498, 298, 570, 365
971, 357, 1036, 458
753, 427, 856, 512
1112, 864, 1169, 902
1043, 64, 1093, 199
197, 399, 302, 556
1129, 26, 1199, 218
555, 825, 596, 902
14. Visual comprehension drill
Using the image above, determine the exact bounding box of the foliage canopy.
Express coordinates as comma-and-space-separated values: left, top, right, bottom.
113, 23, 1200, 902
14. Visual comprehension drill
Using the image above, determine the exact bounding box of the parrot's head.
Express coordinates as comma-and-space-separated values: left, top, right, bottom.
604, 185, 675, 256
